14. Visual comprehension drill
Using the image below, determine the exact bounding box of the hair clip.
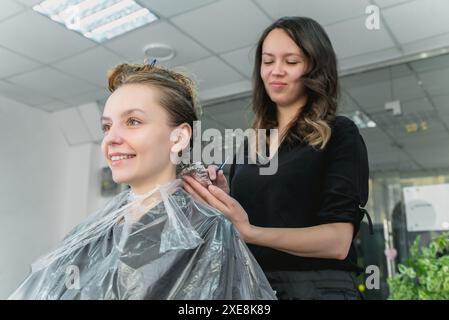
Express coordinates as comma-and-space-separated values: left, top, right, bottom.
149, 59, 157, 68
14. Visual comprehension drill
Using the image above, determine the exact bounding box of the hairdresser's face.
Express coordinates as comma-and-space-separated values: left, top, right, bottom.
261, 28, 308, 108
101, 84, 176, 192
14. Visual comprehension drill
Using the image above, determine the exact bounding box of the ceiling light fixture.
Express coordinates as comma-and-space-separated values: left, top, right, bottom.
142, 43, 176, 62
33, 0, 158, 43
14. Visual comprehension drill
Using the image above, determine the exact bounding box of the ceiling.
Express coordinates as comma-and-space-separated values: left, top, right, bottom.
340, 54, 449, 173
1, 0, 449, 172
1, 0, 449, 111
202, 52, 449, 173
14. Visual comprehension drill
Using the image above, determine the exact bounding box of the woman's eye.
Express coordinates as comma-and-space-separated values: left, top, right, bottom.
287, 61, 298, 64
101, 119, 140, 133
127, 118, 141, 126
101, 124, 110, 133
263, 61, 273, 64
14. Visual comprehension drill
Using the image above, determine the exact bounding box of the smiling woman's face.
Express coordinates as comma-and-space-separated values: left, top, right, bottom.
260, 28, 308, 108
100, 83, 177, 193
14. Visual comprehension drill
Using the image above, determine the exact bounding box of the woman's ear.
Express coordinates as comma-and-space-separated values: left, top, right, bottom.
170, 123, 192, 153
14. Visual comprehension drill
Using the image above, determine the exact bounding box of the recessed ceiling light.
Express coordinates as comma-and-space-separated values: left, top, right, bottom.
33, 0, 158, 43
143, 43, 176, 62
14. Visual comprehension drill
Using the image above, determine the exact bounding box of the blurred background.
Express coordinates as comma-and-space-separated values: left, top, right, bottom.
1, 0, 449, 299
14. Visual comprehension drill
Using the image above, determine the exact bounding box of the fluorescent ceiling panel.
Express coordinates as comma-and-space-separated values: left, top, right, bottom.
33, 0, 158, 43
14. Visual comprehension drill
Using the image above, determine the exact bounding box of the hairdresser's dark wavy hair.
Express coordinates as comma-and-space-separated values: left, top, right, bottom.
252, 16, 339, 149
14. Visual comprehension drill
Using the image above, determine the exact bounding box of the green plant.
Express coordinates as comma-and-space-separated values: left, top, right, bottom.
388, 232, 449, 300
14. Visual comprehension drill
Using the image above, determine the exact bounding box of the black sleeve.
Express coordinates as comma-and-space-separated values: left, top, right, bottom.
317, 117, 369, 237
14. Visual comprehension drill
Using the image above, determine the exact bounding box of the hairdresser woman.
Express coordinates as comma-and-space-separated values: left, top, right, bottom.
183, 16, 371, 300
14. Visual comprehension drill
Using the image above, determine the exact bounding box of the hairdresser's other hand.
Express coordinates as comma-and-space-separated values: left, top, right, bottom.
207, 165, 230, 194
182, 175, 254, 242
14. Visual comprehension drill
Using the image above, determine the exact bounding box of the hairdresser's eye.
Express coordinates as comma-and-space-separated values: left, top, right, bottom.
101, 124, 110, 133
127, 118, 141, 127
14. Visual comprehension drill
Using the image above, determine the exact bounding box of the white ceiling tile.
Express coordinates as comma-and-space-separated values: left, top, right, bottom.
411, 53, 449, 73
338, 91, 360, 112
391, 75, 425, 101
53, 46, 124, 87
360, 127, 392, 145
14, 0, 41, 7
338, 47, 401, 71
178, 56, 244, 91
204, 97, 251, 115
255, 0, 369, 25
104, 21, 210, 66
372, 107, 439, 134
199, 80, 252, 101
203, 97, 253, 129
0, 11, 95, 64
341, 65, 412, 88
36, 100, 71, 113
220, 45, 255, 78
346, 82, 391, 109
367, 145, 405, 163
402, 31, 449, 56
345, 71, 425, 110
433, 95, 449, 116
0, 47, 41, 78
62, 88, 110, 107
440, 115, 449, 129
384, 0, 449, 44
373, 0, 413, 8
8, 67, 99, 100
419, 67, 449, 96
51, 107, 92, 145
400, 129, 449, 148
138, 0, 217, 18
397, 161, 421, 171
326, 16, 396, 59
407, 142, 449, 168
0, 79, 54, 106
384, 116, 446, 138
204, 110, 252, 131
418, 158, 449, 170
0, 0, 25, 22
367, 149, 401, 163
342, 69, 386, 88
171, 0, 271, 53
400, 97, 434, 115
390, 64, 414, 78
217, 110, 253, 130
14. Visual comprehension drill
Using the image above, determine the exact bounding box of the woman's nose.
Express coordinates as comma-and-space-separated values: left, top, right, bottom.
103, 126, 124, 145
272, 62, 285, 76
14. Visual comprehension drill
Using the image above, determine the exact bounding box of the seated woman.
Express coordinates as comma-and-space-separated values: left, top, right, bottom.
9, 62, 276, 300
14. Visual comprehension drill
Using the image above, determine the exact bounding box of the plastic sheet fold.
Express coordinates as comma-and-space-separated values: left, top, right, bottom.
9, 179, 276, 300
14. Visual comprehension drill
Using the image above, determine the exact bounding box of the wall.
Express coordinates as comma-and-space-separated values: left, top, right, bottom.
0, 96, 110, 298
0, 96, 69, 298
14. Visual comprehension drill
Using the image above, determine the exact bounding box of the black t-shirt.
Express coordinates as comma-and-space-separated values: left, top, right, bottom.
229, 116, 369, 274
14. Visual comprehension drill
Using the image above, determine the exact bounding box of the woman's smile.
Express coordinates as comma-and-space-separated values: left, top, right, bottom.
269, 81, 288, 90
110, 155, 136, 167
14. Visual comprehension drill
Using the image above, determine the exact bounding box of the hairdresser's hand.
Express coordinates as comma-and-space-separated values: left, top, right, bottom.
182, 175, 254, 242
206, 165, 230, 194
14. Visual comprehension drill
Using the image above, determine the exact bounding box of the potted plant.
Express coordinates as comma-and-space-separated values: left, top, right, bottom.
388, 232, 449, 299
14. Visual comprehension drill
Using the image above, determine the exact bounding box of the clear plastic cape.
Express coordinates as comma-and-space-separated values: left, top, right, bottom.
9, 179, 276, 300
